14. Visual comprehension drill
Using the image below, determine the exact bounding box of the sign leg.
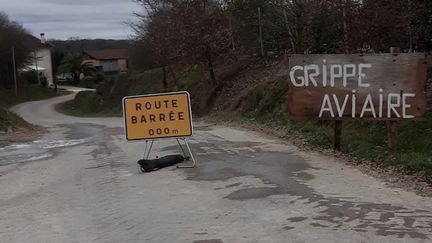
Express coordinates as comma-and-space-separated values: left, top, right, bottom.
177, 138, 197, 168
176, 138, 188, 158
386, 121, 397, 150
334, 120, 342, 150
143, 140, 154, 160
142, 140, 148, 159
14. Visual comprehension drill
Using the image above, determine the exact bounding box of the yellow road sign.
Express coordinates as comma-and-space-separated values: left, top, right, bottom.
122, 91, 193, 140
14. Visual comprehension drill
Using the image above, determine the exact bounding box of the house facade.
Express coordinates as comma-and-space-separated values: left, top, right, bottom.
83, 49, 129, 74
23, 33, 54, 86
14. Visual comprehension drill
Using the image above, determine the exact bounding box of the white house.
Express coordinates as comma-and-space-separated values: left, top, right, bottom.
23, 33, 54, 86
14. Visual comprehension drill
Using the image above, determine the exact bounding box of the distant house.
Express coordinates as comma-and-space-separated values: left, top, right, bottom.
83, 49, 129, 74
22, 33, 54, 86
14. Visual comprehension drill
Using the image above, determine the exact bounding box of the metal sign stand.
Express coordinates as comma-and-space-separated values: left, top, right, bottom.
142, 138, 197, 169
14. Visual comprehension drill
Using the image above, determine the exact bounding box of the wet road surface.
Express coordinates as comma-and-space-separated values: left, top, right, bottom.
0, 92, 431, 242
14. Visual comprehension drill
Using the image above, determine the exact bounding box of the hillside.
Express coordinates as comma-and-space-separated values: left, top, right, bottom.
58, 58, 432, 182
0, 107, 30, 131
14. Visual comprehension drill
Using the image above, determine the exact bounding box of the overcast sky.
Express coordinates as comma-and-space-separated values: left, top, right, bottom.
0, 0, 141, 40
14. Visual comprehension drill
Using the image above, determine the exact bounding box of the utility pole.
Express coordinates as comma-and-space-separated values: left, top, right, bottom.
11, 46, 17, 97
258, 7, 264, 57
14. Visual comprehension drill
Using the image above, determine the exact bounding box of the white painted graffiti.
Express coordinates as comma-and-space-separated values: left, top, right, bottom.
289, 60, 416, 119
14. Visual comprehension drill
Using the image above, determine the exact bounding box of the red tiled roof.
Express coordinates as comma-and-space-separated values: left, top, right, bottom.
83, 49, 129, 60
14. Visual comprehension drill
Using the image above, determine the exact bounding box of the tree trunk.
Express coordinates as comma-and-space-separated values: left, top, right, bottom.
53, 75, 58, 93
0, 70, 5, 88
73, 72, 80, 85
283, 9, 297, 53
162, 65, 168, 89
407, 0, 413, 53
205, 46, 217, 85
342, 0, 349, 54
167, 65, 179, 87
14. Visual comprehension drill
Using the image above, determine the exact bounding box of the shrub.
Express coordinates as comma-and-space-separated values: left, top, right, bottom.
73, 91, 99, 113
40, 76, 48, 88
95, 73, 105, 84
21, 71, 38, 84
81, 76, 96, 89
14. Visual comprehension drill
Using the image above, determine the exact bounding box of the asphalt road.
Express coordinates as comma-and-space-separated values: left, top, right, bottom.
1, 91, 431, 243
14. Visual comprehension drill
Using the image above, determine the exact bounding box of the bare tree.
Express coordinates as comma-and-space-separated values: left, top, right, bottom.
134, 0, 234, 85
131, 0, 432, 75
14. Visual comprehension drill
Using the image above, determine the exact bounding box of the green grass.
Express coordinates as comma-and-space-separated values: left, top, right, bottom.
56, 91, 121, 117
0, 85, 70, 131
249, 113, 432, 180
0, 106, 32, 131
57, 99, 122, 117
396, 113, 432, 176
0, 85, 69, 108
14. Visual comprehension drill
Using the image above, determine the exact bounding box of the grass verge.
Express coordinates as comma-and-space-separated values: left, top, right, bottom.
0, 85, 70, 108
57, 99, 122, 117
56, 91, 122, 117
225, 112, 432, 182
0, 107, 32, 132
0, 85, 70, 132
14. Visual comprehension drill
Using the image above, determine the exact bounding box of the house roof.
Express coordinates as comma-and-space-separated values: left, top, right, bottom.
22, 35, 52, 49
83, 49, 129, 60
